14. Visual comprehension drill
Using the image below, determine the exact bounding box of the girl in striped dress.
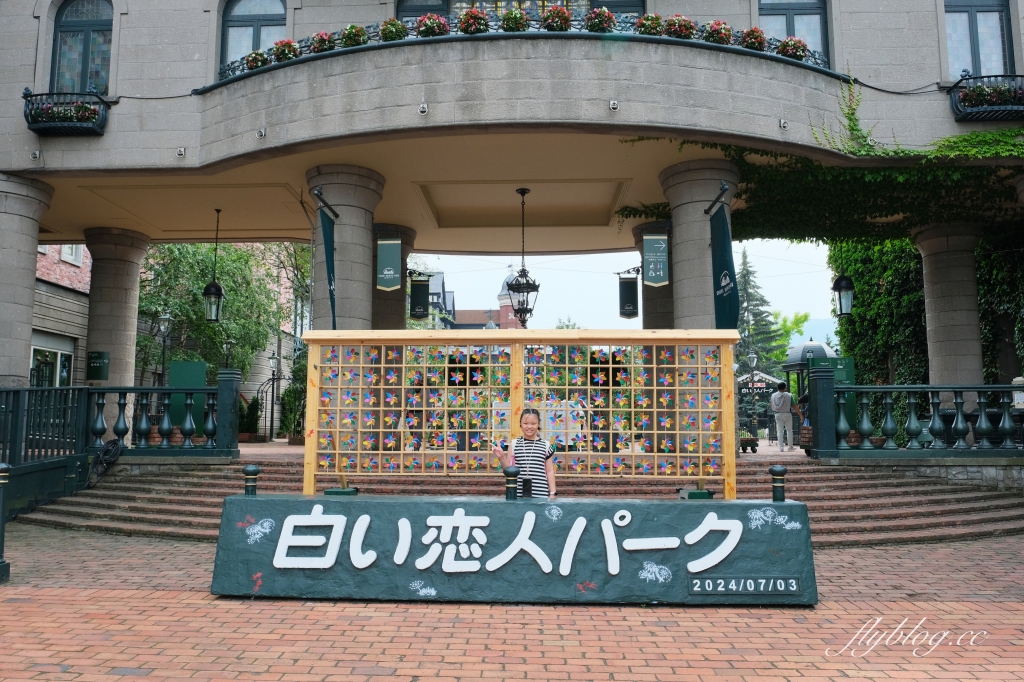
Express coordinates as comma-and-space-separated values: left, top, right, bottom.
492, 408, 557, 499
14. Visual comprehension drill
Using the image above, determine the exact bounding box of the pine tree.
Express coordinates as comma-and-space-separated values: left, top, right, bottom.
736, 248, 787, 380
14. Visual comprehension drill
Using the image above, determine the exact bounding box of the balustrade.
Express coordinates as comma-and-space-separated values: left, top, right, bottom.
88, 388, 222, 452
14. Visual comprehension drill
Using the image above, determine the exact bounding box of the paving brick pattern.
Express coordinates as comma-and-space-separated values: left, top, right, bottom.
1, 523, 1022, 681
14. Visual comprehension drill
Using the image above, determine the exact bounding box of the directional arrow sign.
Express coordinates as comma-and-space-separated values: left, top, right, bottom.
642, 234, 669, 287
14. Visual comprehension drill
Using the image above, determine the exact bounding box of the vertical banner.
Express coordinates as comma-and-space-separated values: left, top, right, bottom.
409, 276, 430, 320
377, 238, 402, 291
319, 209, 337, 330
710, 205, 739, 329
642, 233, 669, 287
618, 275, 639, 319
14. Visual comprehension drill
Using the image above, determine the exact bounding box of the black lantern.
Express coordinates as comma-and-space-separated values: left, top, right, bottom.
204, 209, 225, 323
506, 188, 540, 328
747, 349, 758, 369
831, 274, 854, 319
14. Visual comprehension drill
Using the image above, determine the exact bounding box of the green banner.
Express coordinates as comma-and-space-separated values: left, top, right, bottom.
710, 206, 739, 329
409, 277, 430, 320
320, 209, 337, 330
377, 239, 402, 291
642, 234, 669, 287
619, 275, 638, 319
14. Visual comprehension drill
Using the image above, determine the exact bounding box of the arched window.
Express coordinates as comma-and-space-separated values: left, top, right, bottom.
50, 0, 113, 95
758, 0, 829, 64
222, 0, 286, 65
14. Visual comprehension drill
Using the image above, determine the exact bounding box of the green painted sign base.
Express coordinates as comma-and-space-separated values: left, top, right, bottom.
212, 496, 817, 605
0, 560, 9, 584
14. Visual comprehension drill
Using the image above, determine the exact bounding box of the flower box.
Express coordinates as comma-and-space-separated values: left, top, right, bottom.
22, 89, 109, 136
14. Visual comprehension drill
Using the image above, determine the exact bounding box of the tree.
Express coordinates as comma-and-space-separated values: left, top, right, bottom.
556, 316, 582, 329
767, 311, 810, 365
736, 249, 788, 379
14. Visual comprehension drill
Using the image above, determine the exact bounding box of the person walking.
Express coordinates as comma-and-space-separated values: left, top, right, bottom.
770, 382, 797, 451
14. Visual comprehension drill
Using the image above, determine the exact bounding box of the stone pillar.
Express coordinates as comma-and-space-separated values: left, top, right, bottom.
632, 222, 674, 329
84, 228, 151, 388
912, 224, 984, 387
307, 165, 385, 330
0, 173, 53, 388
372, 224, 416, 330
659, 160, 739, 329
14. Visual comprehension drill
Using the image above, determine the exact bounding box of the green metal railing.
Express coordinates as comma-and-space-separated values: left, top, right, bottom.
0, 387, 89, 467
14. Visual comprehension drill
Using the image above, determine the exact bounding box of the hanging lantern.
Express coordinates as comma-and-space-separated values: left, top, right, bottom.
831, 274, 854, 318
409, 273, 431, 320
618, 274, 639, 319
204, 209, 225, 323
508, 188, 540, 328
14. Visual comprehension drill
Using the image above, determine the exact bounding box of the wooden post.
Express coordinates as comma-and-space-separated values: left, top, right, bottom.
302, 342, 319, 496
510, 342, 525, 440
721, 343, 737, 500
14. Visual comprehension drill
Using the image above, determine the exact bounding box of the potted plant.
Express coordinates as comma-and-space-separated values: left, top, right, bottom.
777, 36, 809, 60
458, 7, 490, 34
416, 13, 450, 37
501, 6, 528, 32
243, 50, 270, 71
340, 24, 369, 47
271, 38, 300, 62
664, 15, 696, 39
740, 26, 767, 51
635, 13, 664, 36
541, 4, 572, 31
703, 20, 732, 45
310, 30, 336, 53
239, 395, 261, 442
585, 7, 616, 33
380, 17, 409, 42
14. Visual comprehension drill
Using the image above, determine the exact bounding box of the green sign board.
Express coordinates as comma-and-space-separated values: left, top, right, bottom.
169, 360, 208, 426
618, 276, 638, 319
642, 234, 669, 288
211, 496, 817, 605
377, 239, 403, 291
710, 206, 739, 329
86, 351, 109, 381
409, 277, 430, 320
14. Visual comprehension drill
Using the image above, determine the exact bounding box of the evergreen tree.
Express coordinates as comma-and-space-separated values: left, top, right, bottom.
736, 249, 787, 380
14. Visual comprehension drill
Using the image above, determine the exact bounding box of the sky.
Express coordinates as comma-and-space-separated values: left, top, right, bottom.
418, 238, 838, 342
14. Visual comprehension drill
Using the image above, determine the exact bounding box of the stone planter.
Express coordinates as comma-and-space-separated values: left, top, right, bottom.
845, 430, 862, 447
868, 436, 887, 448
238, 432, 253, 443
288, 434, 304, 446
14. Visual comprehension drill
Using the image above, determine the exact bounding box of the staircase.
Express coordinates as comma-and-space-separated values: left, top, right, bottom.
15, 456, 1024, 547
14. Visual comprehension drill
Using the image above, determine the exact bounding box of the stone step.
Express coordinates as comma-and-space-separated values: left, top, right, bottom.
812, 518, 1024, 548
34, 501, 223, 529
16, 512, 220, 542
807, 495, 1024, 522
810, 506, 1024, 535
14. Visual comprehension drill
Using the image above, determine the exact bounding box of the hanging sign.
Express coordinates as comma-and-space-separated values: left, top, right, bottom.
642, 234, 669, 287
618, 275, 639, 319
709, 206, 739, 329
377, 239, 402, 291
409, 276, 430, 320
319, 209, 337, 331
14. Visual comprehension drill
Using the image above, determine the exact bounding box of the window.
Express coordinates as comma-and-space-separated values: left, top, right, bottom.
50, 0, 113, 95
759, 0, 828, 63
222, 0, 287, 65
945, 1, 1013, 77
397, 0, 449, 20
395, 1, 622, 20
60, 243, 83, 266
38, 244, 49, 254
30, 348, 74, 387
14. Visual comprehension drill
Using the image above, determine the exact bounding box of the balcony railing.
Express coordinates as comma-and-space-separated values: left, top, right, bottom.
22, 89, 111, 136
949, 75, 1024, 122
1, 387, 90, 467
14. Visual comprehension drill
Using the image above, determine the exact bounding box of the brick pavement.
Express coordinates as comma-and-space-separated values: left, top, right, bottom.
1, 522, 1022, 681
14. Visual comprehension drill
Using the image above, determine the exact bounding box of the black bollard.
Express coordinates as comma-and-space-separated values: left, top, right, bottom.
769, 464, 787, 503
503, 466, 520, 501
0, 462, 10, 583
243, 464, 261, 497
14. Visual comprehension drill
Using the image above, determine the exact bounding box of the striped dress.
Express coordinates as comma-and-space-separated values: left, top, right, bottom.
511, 436, 553, 498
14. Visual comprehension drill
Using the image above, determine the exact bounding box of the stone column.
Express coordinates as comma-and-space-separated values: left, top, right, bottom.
84, 228, 151, 387
372, 224, 416, 330
912, 224, 984, 387
0, 173, 53, 388
659, 160, 739, 329
307, 165, 385, 330
631, 222, 674, 329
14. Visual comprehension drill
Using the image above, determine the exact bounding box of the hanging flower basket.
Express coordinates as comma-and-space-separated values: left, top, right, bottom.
740, 26, 767, 51
380, 17, 409, 42
635, 13, 664, 36
341, 24, 369, 47
777, 36, 809, 60
244, 50, 271, 70
501, 7, 528, 32
585, 7, 617, 33
458, 7, 490, 34
541, 5, 572, 31
416, 13, 450, 38
664, 15, 697, 39
271, 39, 300, 62
703, 20, 732, 45
309, 31, 336, 53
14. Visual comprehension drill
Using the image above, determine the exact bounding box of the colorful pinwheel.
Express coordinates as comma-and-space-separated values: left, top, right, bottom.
592, 348, 609, 363
635, 393, 652, 409
635, 413, 651, 430
614, 391, 629, 407
634, 368, 650, 386
592, 459, 609, 473
703, 368, 721, 385
326, 346, 339, 363
363, 413, 376, 428
426, 368, 443, 385
469, 434, 483, 450
386, 347, 401, 363
471, 369, 485, 384
682, 458, 698, 475
684, 393, 698, 409
405, 369, 423, 386
615, 369, 630, 385
703, 392, 720, 409
340, 411, 357, 428
342, 368, 359, 384
680, 346, 697, 363
494, 368, 509, 385
496, 349, 511, 364
323, 367, 339, 383
345, 347, 359, 364
660, 437, 675, 453
680, 370, 698, 386
405, 413, 420, 429
339, 455, 356, 470
570, 457, 586, 472
384, 412, 399, 427
448, 391, 465, 407
319, 411, 336, 428
658, 348, 673, 364
470, 347, 484, 363
682, 436, 698, 453
639, 437, 652, 452
659, 391, 674, 408
592, 414, 607, 429
320, 390, 334, 407
384, 391, 398, 406
406, 391, 421, 407
681, 413, 698, 431
430, 432, 445, 448
363, 391, 377, 406
530, 347, 545, 363
428, 411, 444, 428
318, 432, 334, 449
612, 414, 626, 430
408, 347, 424, 364
547, 368, 563, 384
569, 347, 585, 363
702, 413, 718, 431
361, 455, 378, 469
449, 370, 465, 385
658, 414, 674, 430
470, 411, 487, 428
447, 454, 463, 468
428, 390, 444, 407
658, 371, 673, 387
592, 435, 606, 450
362, 434, 377, 449
385, 369, 399, 385
318, 453, 334, 470
450, 349, 466, 364
636, 347, 651, 363
704, 457, 720, 473
362, 370, 378, 385
591, 370, 608, 386
341, 390, 357, 406
591, 392, 607, 408
659, 459, 675, 475
384, 456, 400, 470
404, 435, 421, 452
449, 413, 465, 429
549, 348, 563, 363
703, 347, 719, 364
469, 454, 485, 469
569, 369, 585, 386
426, 456, 442, 470
615, 434, 630, 451
636, 459, 653, 474
445, 433, 461, 449
404, 455, 421, 470
613, 456, 628, 473
366, 347, 380, 364
613, 348, 628, 363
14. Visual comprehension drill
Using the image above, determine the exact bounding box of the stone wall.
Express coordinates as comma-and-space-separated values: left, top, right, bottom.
894, 463, 1024, 493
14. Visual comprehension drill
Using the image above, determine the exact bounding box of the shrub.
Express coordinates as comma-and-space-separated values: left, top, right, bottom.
635, 13, 664, 36
585, 6, 616, 33
501, 6, 528, 32
776, 36, 809, 60
541, 4, 572, 31
664, 15, 696, 39
380, 17, 409, 42
740, 26, 766, 51
242, 396, 262, 434
309, 31, 336, 53
458, 7, 489, 34
416, 13, 450, 37
340, 24, 369, 47
702, 20, 732, 45
271, 38, 300, 62
243, 49, 270, 70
